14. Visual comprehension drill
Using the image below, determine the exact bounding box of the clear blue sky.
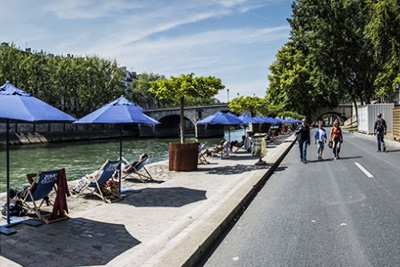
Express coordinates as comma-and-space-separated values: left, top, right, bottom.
0, 0, 293, 102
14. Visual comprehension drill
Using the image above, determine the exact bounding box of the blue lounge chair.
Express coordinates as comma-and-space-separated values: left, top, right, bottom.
21, 170, 60, 223
122, 157, 153, 182
76, 160, 121, 203
198, 142, 209, 164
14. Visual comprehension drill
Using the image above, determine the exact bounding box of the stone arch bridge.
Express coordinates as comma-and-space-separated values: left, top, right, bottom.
311, 103, 355, 123
142, 104, 230, 137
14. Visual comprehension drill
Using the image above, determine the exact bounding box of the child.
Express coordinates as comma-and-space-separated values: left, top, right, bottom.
314, 122, 327, 160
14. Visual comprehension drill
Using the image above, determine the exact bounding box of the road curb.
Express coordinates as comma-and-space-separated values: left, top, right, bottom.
152, 135, 297, 267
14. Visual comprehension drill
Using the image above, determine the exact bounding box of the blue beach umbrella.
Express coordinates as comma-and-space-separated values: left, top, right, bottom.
197, 111, 243, 144
74, 96, 160, 194
254, 116, 266, 123
237, 113, 257, 135
197, 111, 243, 125
273, 117, 285, 124
0, 82, 76, 230
238, 113, 258, 124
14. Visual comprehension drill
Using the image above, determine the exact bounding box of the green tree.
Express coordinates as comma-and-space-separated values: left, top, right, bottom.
150, 73, 224, 143
131, 72, 167, 108
229, 96, 267, 117
366, 0, 400, 95
275, 0, 385, 121
267, 42, 322, 118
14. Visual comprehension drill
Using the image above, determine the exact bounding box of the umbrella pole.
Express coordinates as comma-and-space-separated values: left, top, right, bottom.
119, 125, 122, 196
6, 119, 10, 224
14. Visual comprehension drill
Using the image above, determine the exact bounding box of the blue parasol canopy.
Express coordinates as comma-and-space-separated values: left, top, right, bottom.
0, 82, 76, 123
74, 96, 160, 196
74, 96, 159, 125
238, 113, 258, 124
197, 111, 243, 125
273, 117, 286, 123
0, 82, 77, 230
254, 116, 266, 123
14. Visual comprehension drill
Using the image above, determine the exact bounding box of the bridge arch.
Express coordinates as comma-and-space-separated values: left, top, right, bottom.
314, 111, 347, 125
155, 115, 195, 138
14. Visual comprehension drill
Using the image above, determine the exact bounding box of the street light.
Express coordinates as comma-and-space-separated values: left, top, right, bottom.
396, 82, 399, 91
237, 93, 240, 98
227, 88, 230, 102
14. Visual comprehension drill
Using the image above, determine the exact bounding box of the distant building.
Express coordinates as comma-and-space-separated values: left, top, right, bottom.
119, 66, 140, 97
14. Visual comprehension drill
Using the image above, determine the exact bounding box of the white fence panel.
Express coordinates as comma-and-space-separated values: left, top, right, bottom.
357, 104, 394, 134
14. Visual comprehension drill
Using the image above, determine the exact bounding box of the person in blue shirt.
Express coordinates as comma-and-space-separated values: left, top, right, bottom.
295, 118, 311, 164
314, 122, 327, 160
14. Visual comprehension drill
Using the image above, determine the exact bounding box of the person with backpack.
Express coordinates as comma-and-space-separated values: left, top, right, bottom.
374, 113, 387, 152
330, 120, 343, 160
295, 118, 310, 164
314, 122, 327, 160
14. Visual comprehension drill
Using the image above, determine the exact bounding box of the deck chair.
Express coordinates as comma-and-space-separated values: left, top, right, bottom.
21, 170, 60, 223
122, 157, 153, 182
76, 160, 121, 203
198, 142, 209, 164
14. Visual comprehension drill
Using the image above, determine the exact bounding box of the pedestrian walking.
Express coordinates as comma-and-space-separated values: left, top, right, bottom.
329, 120, 343, 160
314, 122, 327, 160
374, 113, 387, 152
295, 118, 310, 164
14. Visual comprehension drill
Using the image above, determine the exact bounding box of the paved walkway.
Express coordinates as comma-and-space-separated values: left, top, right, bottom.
0, 134, 295, 267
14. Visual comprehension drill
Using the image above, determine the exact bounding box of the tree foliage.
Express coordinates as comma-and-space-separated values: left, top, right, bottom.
267, 0, 400, 120
229, 96, 267, 117
0, 43, 125, 117
150, 73, 224, 143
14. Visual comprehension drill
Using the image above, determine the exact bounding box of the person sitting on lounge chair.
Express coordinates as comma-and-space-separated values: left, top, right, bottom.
122, 153, 148, 174
71, 169, 104, 194
209, 139, 230, 157
230, 136, 246, 151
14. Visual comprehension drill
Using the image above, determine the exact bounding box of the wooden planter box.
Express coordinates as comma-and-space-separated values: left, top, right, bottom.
169, 142, 199, 171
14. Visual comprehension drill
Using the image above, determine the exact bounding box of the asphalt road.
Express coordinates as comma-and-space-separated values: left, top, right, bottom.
202, 130, 400, 267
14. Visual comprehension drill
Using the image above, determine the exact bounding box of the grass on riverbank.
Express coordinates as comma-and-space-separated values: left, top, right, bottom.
341, 125, 358, 132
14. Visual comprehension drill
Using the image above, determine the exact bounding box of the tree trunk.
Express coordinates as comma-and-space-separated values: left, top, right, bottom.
180, 96, 185, 143
351, 94, 358, 125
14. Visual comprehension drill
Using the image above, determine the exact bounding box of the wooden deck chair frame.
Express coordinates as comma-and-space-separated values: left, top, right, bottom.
198, 142, 209, 164
21, 170, 62, 224
76, 160, 122, 203
122, 157, 153, 183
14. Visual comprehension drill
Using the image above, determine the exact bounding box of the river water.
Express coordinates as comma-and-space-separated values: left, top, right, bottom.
0, 128, 246, 192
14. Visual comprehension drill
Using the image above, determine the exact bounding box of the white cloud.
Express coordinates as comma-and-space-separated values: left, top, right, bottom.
0, 0, 291, 100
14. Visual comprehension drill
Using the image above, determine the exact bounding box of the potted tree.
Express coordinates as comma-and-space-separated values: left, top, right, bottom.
150, 73, 224, 171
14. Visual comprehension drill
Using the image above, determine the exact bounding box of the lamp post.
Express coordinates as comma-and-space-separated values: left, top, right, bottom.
396, 82, 399, 91
237, 93, 240, 98
227, 88, 230, 103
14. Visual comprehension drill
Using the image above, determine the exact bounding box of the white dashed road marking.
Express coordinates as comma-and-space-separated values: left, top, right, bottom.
355, 162, 373, 178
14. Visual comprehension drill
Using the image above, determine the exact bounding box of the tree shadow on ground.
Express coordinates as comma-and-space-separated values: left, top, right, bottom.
123, 187, 207, 207
0, 218, 140, 267
201, 164, 270, 175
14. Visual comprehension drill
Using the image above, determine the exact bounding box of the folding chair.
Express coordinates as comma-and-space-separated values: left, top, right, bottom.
76, 160, 121, 203
122, 157, 153, 182
198, 142, 209, 164
21, 170, 61, 223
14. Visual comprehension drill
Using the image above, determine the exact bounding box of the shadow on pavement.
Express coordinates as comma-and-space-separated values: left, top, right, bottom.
385, 149, 400, 153
124, 187, 207, 207
0, 218, 140, 267
201, 164, 269, 175
306, 155, 362, 163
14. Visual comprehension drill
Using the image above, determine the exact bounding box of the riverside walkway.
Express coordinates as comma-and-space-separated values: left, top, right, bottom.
0, 134, 295, 267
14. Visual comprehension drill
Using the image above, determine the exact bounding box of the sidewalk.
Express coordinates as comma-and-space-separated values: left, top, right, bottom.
0, 134, 296, 267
